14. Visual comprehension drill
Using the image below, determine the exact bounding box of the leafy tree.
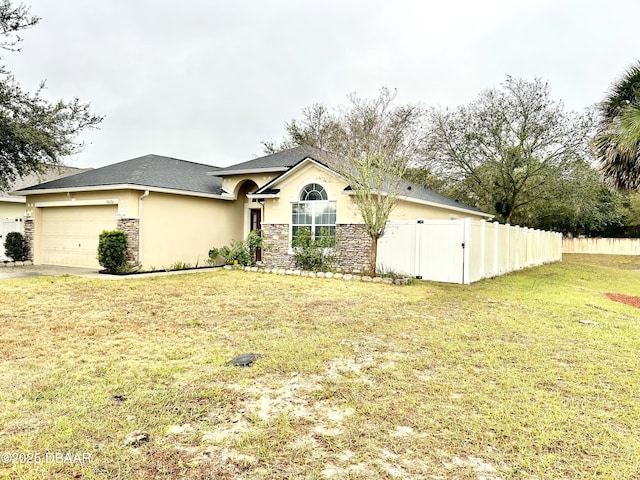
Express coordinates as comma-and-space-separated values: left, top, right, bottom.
0, 1, 103, 190
523, 159, 625, 236
623, 192, 640, 228
423, 77, 594, 224
266, 88, 425, 276
594, 61, 640, 190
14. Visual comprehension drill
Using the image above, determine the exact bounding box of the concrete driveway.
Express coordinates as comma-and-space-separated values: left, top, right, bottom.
0, 262, 220, 280
0, 262, 103, 280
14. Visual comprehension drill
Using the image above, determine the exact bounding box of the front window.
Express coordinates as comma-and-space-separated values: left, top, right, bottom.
292, 184, 336, 245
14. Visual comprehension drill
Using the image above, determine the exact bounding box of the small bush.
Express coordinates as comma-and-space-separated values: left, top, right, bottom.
291, 227, 335, 271
209, 230, 266, 266
4, 231, 29, 262
97, 230, 128, 273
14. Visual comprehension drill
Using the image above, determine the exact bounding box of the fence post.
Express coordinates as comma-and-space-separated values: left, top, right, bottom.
514, 225, 522, 270
505, 224, 511, 273
463, 218, 471, 284
493, 221, 499, 275
479, 219, 486, 280
415, 219, 423, 279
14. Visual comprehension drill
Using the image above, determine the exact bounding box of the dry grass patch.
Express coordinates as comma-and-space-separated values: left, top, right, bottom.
1, 254, 640, 479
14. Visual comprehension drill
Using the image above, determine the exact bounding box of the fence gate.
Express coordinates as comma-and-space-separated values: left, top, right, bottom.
378, 219, 466, 284
1, 218, 25, 260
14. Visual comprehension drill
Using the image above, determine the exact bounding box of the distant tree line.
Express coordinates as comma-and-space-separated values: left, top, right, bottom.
266, 68, 640, 239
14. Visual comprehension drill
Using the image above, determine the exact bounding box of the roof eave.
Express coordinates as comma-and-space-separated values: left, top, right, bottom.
208, 167, 289, 176
246, 193, 280, 199
396, 194, 494, 218
14, 184, 234, 201
1, 196, 26, 202
342, 188, 493, 218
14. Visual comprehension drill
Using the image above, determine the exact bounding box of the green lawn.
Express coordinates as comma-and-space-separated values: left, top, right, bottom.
1, 254, 639, 479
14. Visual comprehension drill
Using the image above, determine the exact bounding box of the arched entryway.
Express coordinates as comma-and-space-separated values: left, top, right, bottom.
234, 180, 262, 261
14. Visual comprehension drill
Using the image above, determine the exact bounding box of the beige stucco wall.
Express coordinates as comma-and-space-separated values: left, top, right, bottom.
25, 189, 251, 268
26, 190, 140, 218
139, 191, 254, 268
262, 162, 361, 224
222, 173, 279, 197
0, 201, 26, 219
389, 198, 489, 222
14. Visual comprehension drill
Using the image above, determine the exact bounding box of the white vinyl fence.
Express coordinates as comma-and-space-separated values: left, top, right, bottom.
378, 218, 563, 284
1, 218, 24, 261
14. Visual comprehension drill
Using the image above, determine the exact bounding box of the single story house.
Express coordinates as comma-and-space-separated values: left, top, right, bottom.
13, 145, 492, 271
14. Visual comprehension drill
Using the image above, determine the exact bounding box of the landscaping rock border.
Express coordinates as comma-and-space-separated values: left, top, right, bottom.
223, 264, 413, 285
0, 260, 34, 268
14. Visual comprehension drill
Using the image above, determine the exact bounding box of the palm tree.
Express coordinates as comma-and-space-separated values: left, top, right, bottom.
595, 62, 640, 190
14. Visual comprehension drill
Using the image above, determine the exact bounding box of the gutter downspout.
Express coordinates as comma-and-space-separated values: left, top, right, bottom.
138, 190, 150, 265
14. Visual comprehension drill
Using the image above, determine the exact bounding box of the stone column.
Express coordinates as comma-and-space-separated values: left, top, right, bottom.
23, 218, 35, 262
117, 218, 140, 265
335, 224, 371, 274
261, 223, 295, 269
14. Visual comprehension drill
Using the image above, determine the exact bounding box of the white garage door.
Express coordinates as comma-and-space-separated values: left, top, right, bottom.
41, 205, 118, 267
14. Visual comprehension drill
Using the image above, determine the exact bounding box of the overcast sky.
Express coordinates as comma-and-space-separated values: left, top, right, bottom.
5, 0, 640, 169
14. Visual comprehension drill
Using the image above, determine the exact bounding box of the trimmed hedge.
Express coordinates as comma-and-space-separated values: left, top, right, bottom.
97, 230, 128, 272
3, 231, 30, 262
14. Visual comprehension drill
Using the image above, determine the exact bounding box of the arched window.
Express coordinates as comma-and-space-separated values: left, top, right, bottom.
291, 183, 336, 245
299, 183, 327, 201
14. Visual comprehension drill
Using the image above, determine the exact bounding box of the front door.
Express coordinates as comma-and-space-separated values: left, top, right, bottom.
250, 209, 262, 262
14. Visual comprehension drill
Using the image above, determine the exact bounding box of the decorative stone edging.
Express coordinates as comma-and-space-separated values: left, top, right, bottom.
222, 264, 412, 285
0, 260, 34, 268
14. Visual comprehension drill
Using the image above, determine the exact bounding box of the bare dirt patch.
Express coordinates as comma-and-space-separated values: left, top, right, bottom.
606, 292, 640, 309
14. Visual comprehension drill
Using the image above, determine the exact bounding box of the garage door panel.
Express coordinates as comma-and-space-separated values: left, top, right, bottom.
41, 206, 118, 267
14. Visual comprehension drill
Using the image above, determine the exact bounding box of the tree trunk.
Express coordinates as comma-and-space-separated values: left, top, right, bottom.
369, 236, 378, 277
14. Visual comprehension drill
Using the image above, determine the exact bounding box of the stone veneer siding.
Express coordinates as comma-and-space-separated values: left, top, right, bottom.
261, 222, 372, 273
261, 224, 295, 269
335, 223, 371, 274
24, 218, 34, 262
117, 217, 140, 265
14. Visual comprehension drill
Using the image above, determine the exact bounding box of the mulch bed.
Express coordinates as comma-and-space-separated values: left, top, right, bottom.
606, 293, 640, 309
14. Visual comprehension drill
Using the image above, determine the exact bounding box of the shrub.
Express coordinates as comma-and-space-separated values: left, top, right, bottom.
97, 230, 128, 273
209, 230, 266, 266
291, 227, 335, 271
4, 231, 29, 262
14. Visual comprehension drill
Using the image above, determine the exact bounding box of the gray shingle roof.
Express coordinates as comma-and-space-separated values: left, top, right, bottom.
16, 154, 225, 196
214, 145, 332, 174
12, 147, 489, 216
248, 146, 489, 216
